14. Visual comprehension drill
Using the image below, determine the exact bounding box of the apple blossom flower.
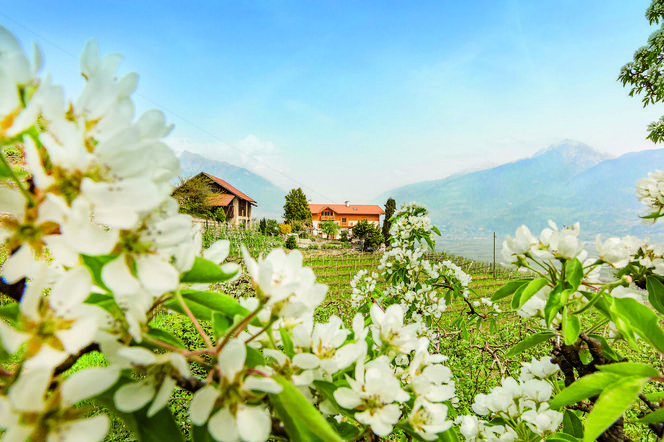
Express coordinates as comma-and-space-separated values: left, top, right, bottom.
189, 339, 280, 442
519, 357, 560, 381
0, 367, 115, 442
241, 246, 327, 319
502, 225, 538, 262
370, 304, 419, 354
334, 356, 409, 436
540, 220, 586, 261
408, 397, 453, 440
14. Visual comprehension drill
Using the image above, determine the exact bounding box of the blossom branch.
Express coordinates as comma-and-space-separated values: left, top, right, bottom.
0, 152, 34, 206
175, 288, 213, 349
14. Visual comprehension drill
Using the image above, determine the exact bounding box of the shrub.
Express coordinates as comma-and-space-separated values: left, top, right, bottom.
212, 207, 226, 223
298, 232, 308, 239
285, 235, 297, 249
364, 226, 384, 251
278, 222, 291, 235
259, 218, 279, 236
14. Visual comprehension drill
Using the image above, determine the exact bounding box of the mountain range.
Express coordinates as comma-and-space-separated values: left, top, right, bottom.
374, 140, 664, 241
177, 151, 286, 220
176, 142, 664, 243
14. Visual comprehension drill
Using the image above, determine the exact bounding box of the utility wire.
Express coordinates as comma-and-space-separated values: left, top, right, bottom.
0, 11, 335, 203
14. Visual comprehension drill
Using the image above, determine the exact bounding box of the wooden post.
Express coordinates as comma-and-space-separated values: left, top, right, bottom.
493, 232, 497, 280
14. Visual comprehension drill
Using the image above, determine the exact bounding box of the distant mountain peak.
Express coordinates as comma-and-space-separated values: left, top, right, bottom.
533, 139, 613, 160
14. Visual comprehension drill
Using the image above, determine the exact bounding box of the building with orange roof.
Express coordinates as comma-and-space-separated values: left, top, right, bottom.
192, 172, 257, 225
309, 202, 384, 238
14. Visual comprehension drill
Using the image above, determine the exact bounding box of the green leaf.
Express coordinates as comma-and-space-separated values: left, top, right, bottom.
0, 302, 19, 322
638, 407, 664, 424
644, 391, 664, 401
583, 376, 647, 442
313, 380, 356, 420
646, 275, 664, 315
269, 376, 343, 442
280, 327, 295, 358
0, 157, 12, 178
554, 374, 606, 407
327, 420, 361, 440
436, 428, 461, 442
565, 258, 584, 291
544, 284, 564, 327
180, 256, 239, 283
613, 297, 664, 354
562, 309, 581, 346
547, 434, 582, 442
515, 278, 549, 309
597, 362, 660, 378
506, 331, 556, 357
491, 279, 532, 301
164, 290, 251, 322
562, 410, 584, 438
245, 346, 265, 368
587, 334, 622, 362
84, 293, 124, 318
93, 375, 185, 442
81, 254, 118, 292
145, 327, 185, 349
211, 312, 230, 339
550, 372, 619, 410
192, 424, 214, 442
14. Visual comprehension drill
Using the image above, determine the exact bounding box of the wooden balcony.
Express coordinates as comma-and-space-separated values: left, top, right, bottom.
320, 216, 336, 221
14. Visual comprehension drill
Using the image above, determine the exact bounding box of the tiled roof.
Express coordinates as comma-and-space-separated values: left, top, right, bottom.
309, 204, 385, 215
207, 193, 235, 207
201, 173, 257, 206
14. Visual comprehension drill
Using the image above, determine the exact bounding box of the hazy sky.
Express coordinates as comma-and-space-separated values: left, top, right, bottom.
2, 0, 662, 202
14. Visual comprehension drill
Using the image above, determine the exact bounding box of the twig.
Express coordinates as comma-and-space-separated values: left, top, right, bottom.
470, 344, 506, 377
0, 278, 25, 302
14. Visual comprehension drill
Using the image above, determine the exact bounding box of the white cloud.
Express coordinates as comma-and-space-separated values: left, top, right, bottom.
167, 134, 292, 190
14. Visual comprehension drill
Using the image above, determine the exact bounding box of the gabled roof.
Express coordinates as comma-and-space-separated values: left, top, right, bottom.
309, 204, 385, 215
200, 172, 257, 206
207, 193, 235, 207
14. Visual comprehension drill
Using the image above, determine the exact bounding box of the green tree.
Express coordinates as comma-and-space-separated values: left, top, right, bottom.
620, 0, 664, 142
353, 219, 384, 251
352, 219, 371, 240
320, 220, 340, 239
212, 207, 226, 223
285, 235, 297, 249
283, 188, 312, 223
171, 174, 215, 218
259, 218, 279, 236
382, 198, 396, 245
364, 226, 384, 251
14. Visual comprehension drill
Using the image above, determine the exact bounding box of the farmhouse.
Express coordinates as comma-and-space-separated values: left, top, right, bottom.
309, 202, 384, 236
195, 172, 257, 225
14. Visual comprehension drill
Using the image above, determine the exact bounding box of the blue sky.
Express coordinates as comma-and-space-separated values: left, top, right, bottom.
1, 0, 661, 202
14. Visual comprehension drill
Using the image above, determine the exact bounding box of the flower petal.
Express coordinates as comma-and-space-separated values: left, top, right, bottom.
61, 366, 120, 406
114, 380, 155, 412
147, 376, 176, 417
236, 405, 271, 442
208, 406, 240, 442
190, 385, 219, 426
47, 414, 109, 442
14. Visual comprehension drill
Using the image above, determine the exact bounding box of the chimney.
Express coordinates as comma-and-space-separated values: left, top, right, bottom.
345, 201, 350, 207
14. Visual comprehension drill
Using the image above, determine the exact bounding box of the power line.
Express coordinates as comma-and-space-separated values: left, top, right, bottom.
0, 12, 335, 203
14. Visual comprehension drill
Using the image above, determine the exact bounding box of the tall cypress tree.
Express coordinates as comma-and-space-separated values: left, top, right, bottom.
382, 198, 396, 245
283, 188, 312, 223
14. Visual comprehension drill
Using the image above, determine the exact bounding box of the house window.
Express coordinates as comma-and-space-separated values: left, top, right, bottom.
342, 218, 346, 223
